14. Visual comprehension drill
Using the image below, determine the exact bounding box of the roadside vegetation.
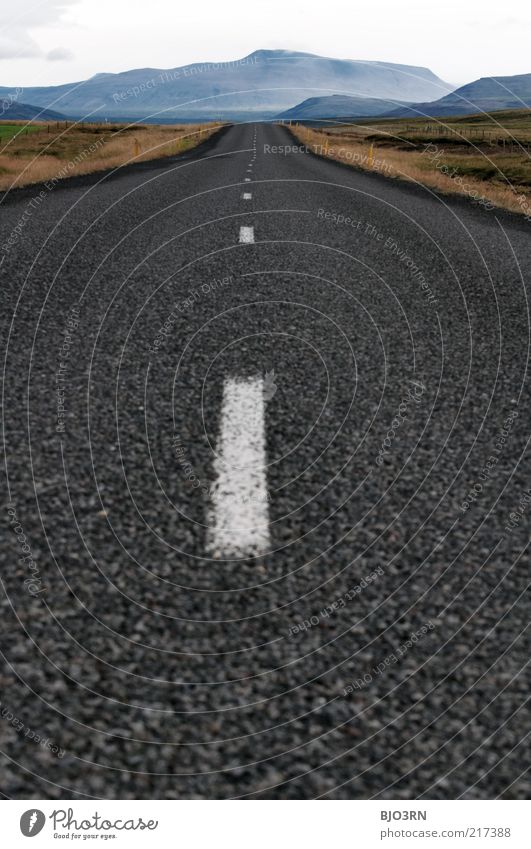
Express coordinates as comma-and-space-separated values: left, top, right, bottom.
0, 121, 221, 191
0, 124, 41, 142
288, 109, 531, 219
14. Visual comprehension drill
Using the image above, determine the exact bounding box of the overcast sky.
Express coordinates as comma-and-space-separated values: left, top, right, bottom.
2, 0, 530, 88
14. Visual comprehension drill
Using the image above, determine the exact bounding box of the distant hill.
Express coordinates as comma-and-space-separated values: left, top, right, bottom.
385, 73, 531, 118
0, 50, 453, 121
278, 94, 413, 120
0, 98, 66, 121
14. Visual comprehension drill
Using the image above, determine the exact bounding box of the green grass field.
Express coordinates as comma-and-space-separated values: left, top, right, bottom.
0, 123, 42, 142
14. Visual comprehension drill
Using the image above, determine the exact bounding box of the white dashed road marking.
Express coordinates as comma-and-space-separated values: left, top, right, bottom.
206, 377, 270, 558
239, 226, 254, 243
243, 192, 252, 200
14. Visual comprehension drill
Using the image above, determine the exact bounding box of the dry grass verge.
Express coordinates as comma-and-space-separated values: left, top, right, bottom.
0, 121, 221, 191
289, 117, 531, 219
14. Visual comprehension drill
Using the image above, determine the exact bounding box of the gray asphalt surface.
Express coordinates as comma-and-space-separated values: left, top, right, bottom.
1, 122, 529, 799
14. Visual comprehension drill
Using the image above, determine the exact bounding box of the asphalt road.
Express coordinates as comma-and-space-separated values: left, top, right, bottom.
1, 122, 529, 799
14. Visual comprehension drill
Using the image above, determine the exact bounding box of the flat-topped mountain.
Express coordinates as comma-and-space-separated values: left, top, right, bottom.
0, 50, 453, 121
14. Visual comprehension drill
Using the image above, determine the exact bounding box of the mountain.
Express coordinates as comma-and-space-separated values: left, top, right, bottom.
0, 98, 66, 121
278, 94, 413, 120
0, 50, 453, 121
384, 73, 531, 118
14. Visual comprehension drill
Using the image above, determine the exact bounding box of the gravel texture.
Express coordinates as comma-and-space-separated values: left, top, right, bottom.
0, 122, 529, 799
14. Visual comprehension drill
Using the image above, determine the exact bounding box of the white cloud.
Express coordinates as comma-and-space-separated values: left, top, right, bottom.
46, 46, 74, 61
0, 32, 40, 59
1, 0, 530, 88
0, 1, 78, 60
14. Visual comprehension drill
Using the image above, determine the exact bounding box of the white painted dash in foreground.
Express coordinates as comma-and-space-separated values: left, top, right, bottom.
206, 377, 270, 558
239, 226, 254, 243
243, 192, 252, 200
